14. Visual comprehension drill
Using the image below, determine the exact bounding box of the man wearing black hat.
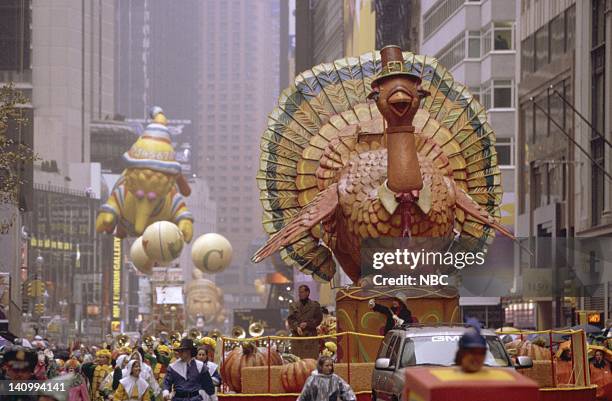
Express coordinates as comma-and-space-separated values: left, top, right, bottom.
162, 338, 214, 400
1, 345, 39, 401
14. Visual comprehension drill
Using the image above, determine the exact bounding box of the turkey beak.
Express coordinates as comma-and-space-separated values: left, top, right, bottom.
387, 89, 412, 117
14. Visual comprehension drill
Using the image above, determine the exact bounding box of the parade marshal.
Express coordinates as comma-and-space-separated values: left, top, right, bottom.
287, 285, 323, 360
162, 339, 215, 401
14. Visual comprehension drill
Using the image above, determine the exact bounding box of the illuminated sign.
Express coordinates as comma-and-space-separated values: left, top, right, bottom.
112, 237, 122, 327
588, 313, 601, 324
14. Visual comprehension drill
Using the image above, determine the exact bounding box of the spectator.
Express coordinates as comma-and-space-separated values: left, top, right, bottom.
298, 356, 356, 401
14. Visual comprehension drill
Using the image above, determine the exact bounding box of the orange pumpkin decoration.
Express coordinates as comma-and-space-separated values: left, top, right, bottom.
220, 342, 283, 392
505, 339, 551, 361
281, 358, 317, 392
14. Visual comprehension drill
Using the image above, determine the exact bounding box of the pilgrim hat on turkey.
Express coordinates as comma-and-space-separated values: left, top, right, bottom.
368, 45, 428, 102
174, 338, 197, 356
371, 45, 423, 87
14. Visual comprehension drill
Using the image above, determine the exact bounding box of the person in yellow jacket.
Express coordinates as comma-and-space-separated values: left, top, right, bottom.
153, 345, 171, 386
91, 349, 114, 401
113, 360, 150, 401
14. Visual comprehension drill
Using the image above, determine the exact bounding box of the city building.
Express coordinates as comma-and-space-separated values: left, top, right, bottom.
516, 0, 612, 328
375, 0, 420, 51
0, 0, 34, 339
199, 0, 281, 313
420, 0, 518, 326
295, 0, 344, 72
0, 0, 116, 339
301, 0, 420, 66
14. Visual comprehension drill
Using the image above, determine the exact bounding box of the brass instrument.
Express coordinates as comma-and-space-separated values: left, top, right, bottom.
208, 329, 222, 340
169, 331, 182, 344
188, 328, 203, 344
143, 335, 156, 352
248, 321, 264, 338
115, 334, 129, 349
231, 326, 246, 339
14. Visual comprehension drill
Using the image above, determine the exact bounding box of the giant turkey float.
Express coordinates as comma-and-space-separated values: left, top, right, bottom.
212, 46, 599, 401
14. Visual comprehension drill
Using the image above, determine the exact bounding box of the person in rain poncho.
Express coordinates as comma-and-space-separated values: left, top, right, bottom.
297, 356, 356, 401
113, 360, 150, 401
123, 351, 160, 399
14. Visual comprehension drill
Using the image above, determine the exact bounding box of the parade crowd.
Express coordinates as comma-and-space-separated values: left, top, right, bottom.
0, 334, 221, 401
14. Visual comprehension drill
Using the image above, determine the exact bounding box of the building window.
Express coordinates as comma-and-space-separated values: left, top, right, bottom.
467, 31, 480, 58
482, 22, 514, 54
423, 0, 466, 39
521, 36, 535, 77
534, 93, 549, 139
496, 137, 515, 167
436, 32, 465, 70
482, 80, 513, 109
566, 5, 576, 51
550, 13, 566, 64
535, 25, 549, 70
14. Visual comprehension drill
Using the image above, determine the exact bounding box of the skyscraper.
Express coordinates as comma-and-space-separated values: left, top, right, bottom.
115, 0, 204, 174
200, 0, 280, 311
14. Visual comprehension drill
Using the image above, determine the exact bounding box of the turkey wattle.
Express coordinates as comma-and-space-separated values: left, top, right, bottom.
252, 46, 513, 283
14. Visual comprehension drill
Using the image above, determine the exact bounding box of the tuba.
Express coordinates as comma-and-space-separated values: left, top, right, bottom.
188, 328, 203, 343
208, 329, 222, 340
231, 326, 246, 339
169, 331, 182, 344
248, 321, 264, 338
143, 335, 156, 351
115, 334, 129, 349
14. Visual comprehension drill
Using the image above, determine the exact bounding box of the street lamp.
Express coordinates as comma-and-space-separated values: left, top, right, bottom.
170, 305, 177, 331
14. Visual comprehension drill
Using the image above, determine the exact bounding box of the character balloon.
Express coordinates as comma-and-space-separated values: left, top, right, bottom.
184, 278, 226, 327
96, 106, 194, 242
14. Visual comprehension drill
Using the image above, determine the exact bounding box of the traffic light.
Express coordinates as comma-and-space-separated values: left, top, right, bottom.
24, 280, 45, 298
25, 281, 34, 298
33, 303, 45, 316
35, 280, 45, 297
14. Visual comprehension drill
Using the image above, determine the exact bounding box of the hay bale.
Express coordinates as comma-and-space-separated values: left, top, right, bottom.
518, 360, 554, 388
241, 365, 284, 393
240, 363, 374, 394
334, 363, 374, 392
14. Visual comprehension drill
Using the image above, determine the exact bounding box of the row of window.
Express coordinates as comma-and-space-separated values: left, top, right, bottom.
423, 0, 479, 39
521, 5, 575, 77
523, 79, 572, 145
436, 22, 514, 70
518, 78, 572, 214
